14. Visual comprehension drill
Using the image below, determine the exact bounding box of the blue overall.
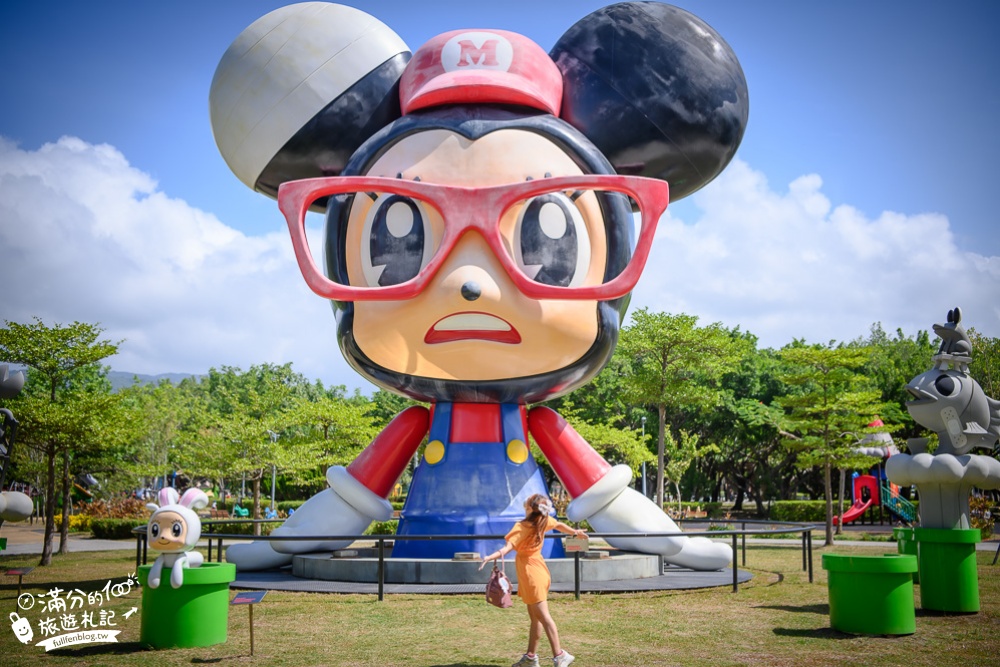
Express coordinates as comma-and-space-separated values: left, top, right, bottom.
393, 403, 565, 559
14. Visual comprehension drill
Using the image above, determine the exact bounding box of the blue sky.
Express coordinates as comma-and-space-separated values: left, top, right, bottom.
1, 1, 998, 389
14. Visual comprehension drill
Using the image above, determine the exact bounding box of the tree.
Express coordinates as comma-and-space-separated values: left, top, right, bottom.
182, 363, 332, 534
618, 309, 750, 509
853, 323, 937, 440
968, 328, 1000, 401
775, 343, 887, 546
0, 318, 126, 565
284, 391, 380, 494
119, 378, 202, 493
661, 429, 717, 513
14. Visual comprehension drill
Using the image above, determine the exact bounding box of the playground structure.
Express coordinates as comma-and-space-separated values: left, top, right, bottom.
832, 420, 917, 527
209, 2, 748, 574
832, 472, 917, 527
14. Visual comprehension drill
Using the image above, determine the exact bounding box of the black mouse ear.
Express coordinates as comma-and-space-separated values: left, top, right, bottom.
550, 2, 749, 201
209, 3, 409, 199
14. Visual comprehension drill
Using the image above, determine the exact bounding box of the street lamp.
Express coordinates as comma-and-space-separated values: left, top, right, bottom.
267, 430, 279, 511
641, 415, 647, 498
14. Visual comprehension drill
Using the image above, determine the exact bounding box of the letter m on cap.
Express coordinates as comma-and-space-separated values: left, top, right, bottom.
455, 39, 499, 67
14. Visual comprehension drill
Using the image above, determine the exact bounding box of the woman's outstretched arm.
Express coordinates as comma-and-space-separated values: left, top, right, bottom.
479, 540, 516, 569
553, 521, 587, 538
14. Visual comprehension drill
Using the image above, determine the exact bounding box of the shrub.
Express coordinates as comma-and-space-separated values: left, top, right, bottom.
277, 500, 306, 512
707, 523, 735, 532
771, 499, 921, 524
769, 501, 828, 522
207, 521, 278, 536
91, 518, 147, 540
661, 501, 725, 519
364, 520, 398, 535
970, 495, 994, 540
54, 514, 92, 532
78, 497, 148, 519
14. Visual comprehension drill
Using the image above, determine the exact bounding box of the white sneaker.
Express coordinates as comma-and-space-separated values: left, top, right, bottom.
553, 651, 575, 667
512, 655, 539, 667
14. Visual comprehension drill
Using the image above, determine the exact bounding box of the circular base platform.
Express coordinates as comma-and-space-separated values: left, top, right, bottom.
231, 553, 752, 595
293, 549, 660, 585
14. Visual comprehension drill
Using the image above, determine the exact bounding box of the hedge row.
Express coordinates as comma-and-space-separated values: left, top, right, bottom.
768, 500, 919, 522
91, 518, 147, 540
210, 499, 307, 513
212, 498, 404, 512
207, 521, 278, 536
661, 502, 726, 519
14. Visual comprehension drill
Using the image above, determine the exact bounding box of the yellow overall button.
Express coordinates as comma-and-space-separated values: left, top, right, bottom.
424, 440, 445, 465
507, 439, 529, 464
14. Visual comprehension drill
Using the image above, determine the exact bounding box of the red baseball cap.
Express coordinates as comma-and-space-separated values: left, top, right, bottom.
400, 29, 563, 115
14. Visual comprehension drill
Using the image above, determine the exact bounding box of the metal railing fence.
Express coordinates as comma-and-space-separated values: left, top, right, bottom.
133, 519, 818, 600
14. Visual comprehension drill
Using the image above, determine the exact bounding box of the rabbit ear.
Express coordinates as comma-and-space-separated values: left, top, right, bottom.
210, 2, 409, 200
551, 2, 748, 201
178, 488, 209, 511
158, 488, 179, 507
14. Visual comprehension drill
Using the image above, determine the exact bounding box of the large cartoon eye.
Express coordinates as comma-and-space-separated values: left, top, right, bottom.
360, 194, 434, 286
149, 523, 160, 538
171, 521, 183, 538
935, 374, 956, 397
513, 193, 591, 287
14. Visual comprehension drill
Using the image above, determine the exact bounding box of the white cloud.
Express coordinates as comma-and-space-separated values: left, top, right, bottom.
632, 159, 1000, 347
0, 136, 361, 389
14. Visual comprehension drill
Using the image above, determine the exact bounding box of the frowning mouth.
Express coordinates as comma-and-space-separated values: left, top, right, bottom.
425, 312, 522, 344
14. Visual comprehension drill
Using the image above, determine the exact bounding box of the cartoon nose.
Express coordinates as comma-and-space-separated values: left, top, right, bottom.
461, 281, 481, 301
433, 232, 511, 301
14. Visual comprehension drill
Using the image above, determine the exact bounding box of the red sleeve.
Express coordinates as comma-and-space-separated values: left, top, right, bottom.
528, 407, 611, 497
346, 406, 429, 498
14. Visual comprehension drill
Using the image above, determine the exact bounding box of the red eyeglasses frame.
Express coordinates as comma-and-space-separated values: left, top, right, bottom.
278, 174, 668, 301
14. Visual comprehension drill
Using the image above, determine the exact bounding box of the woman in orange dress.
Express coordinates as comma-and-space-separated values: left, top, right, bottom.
480, 494, 588, 667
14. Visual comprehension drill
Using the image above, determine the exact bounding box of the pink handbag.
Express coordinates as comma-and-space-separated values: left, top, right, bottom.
485, 557, 513, 608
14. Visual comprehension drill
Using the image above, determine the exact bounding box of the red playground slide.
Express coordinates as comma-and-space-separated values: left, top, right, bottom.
833, 498, 872, 526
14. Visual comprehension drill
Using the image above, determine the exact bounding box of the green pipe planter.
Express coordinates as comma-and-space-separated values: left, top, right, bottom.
138, 562, 236, 648
822, 553, 917, 635
892, 526, 919, 583
914, 527, 980, 613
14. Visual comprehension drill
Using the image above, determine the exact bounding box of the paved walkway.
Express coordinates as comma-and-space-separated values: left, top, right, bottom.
0, 521, 137, 556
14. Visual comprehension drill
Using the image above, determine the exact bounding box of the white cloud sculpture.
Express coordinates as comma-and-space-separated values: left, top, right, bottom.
885, 452, 1000, 529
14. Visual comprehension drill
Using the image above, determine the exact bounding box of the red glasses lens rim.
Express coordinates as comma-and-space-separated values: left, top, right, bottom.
278, 175, 667, 301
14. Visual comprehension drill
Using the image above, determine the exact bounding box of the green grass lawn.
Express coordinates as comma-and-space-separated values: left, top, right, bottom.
1, 545, 997, 666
